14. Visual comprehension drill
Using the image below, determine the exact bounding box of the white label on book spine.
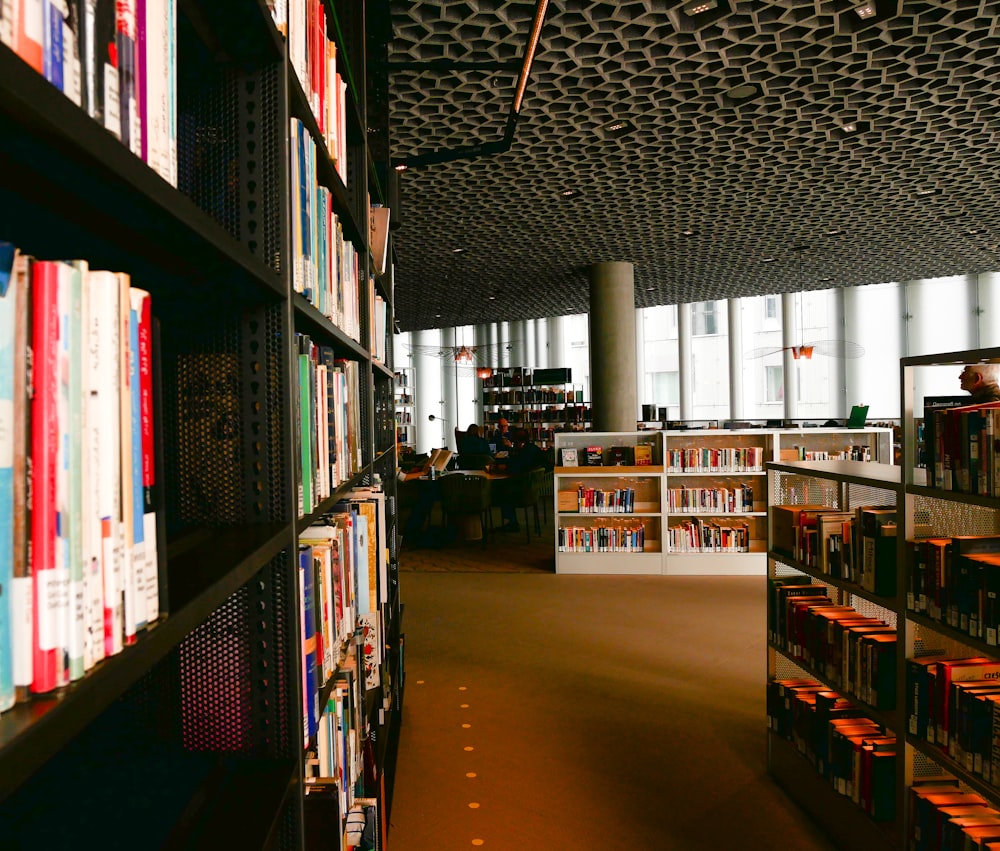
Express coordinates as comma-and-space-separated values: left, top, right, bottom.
104, 63, 121, 138
69, 577, 85, 657
0, 0, 13, 48
11, 576, 32, 685
37, 567, 69, 651
144, 511, 158, 621
24, 0, 43, 43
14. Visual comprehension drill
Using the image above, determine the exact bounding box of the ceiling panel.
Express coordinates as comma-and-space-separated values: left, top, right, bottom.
385, 0, 1000, 331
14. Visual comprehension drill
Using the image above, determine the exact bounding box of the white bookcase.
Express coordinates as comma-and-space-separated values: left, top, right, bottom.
554, 427, 892, 576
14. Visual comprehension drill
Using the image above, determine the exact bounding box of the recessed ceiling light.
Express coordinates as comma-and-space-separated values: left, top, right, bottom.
488, 295, 496, 301
842, 123, 857, 133
916, 187, 937, 196
683, 0, 717, 14
394, 163, 407, 172
601, 118, 636, 138
720, 81, 763, 105
452, 248, 465, 253
682, 229, 694, 236
646, 286, 655, 291
854, 2, 876, 19
560, 188, 581, 198
761, 257, 775, 263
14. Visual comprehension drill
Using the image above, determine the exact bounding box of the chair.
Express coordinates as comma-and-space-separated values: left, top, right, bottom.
438, 473, 493, 548
491, 466, 544, 543
457, 453, 494, 471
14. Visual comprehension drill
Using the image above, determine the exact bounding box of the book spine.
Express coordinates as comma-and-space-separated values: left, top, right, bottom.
300, 544, 318, 743
115, 0, 138, 154
16, 0, 44, 73
135, 0, 145, 163
11, 252, 32, 700
134, 288, 156, 623
0, 245, 17, 710
42, 0, 63, 91
30, 261, 63, 693
127, 295, 146, 634
66, 262, 85, 681
61, 0, 82, 106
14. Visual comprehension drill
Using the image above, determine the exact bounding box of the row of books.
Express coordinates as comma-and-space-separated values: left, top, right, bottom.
570, 486, 637, 514
787, 445, 873, 462
665, 446, 764, 473
767, 678, 895, 822
395, 411, 412, 425
666, 483, 756, 514
2, 0, 177, 185
665, 518, 751, 553
910, 782, 1000, 851
907, 655, 1000, 775
0, 247, 159, 710
556, 524, 646, 553
771, 504, 898, 596
271, 0, 348, 183
559, 444, 654, 467
768, 575, 897, 710
295, 333, 363, 517
489, 405, 590, 424
907, 533, 1000, 645
482, 388, 584, 405
924, 401, 1000, 496
393, 370, 410, 387
290, 118, 362, 338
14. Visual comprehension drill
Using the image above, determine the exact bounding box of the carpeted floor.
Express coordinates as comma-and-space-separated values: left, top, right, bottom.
388, 523, 840, 850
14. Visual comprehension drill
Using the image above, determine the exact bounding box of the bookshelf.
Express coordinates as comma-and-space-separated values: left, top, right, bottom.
766, 346, 1000, 851
394, 366, 415, 450
0, 2, 403, 849
482, 366, 589, 449
554, 427, 889, 576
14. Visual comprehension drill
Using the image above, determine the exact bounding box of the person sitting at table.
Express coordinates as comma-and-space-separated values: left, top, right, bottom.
457, 423, 493, 457
498, 429, 545, 532
491, 417, 514, 451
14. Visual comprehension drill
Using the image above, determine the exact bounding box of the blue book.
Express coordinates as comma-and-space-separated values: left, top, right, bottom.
0, 243, 17, 711
43, 1, 64, 92
129, 304, 145, 631
299, 543, 318, 743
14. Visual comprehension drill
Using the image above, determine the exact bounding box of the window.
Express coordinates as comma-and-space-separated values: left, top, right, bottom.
764, 295, 778, 320
765, 365, 783, 403
692, 301, 718, 336
650, 371, 679, 405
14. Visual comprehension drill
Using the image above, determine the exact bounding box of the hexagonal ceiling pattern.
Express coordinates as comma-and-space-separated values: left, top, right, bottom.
386, 0, 1000, 332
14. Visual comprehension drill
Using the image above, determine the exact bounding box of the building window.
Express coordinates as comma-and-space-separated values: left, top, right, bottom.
692, 301, 718, 336
650, 371, 679, 405
764, 295, 778, 320
765, 365, 783, 403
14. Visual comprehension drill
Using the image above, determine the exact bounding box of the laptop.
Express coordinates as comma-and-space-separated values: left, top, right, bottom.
846, 404, 869, 429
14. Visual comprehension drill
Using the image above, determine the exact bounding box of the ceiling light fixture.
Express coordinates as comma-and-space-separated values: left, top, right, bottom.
452, 248, 465, 253
682, 228, 694, 236
394, 163, 407, 172
601, 118, 636, 138
761, 257, 775, 263
719, 80, 763, 106
916, 187, 937, 196
560, 188, 581, 198
854, 2, 877, 19
683, 0, 717, 14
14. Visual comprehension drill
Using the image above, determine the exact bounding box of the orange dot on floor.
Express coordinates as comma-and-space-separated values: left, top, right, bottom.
416, 680, 425, 685
466, 772, 477, 778
468, 802, 480, 809
462, 723, 471, 729
464, 746, 474, 751
472, 841, 485, 847
459, 686, 468, 691
460, 703, 470, 708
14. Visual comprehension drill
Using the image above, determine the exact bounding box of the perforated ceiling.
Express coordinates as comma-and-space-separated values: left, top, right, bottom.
385, 0, 1000, 332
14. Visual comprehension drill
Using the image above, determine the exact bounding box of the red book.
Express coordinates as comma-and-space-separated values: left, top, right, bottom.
30, 261, 61, 693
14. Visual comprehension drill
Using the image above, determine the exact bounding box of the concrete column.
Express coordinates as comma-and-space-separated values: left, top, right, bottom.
782, 292, 798, 421
535, 318, 549, 369
499, 322, 511, 367
678, 303, 692, 421
548, 316, 566, 370
589, 262, 638, 432
635, 308, 647, 417
488, 322, 500, 367
524, 319, 537, 368
727, 298, 743, 420
978, 273, 1000, 348
507, 320, 526, 368
831, 289, 847, 418
413, 327, 444, 453
440, 327, 459, 450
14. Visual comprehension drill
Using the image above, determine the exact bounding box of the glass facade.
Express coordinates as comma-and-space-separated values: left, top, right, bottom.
395, 270, 1000, 443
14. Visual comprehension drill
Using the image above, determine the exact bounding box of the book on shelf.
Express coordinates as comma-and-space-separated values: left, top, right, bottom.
582, 445, 602, 466
559, 446, 577, 466
0, 244, 16, 710
606, 445, 634, 466
633, 443, 653, 466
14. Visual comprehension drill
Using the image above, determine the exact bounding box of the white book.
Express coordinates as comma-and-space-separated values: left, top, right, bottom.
81, 268, 103, 670
88, 271, 122, 656
119, 274, 138, 644
66, 261, 86, 680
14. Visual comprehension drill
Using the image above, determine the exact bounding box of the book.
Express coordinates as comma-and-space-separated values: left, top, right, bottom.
0, 243, 17, 710
607, 445, 634, 466
299, 543, 319, 743
83, 0, 121, 136
633, 443, 653, 465
559, 446, 577, 466
14, 0, 44, 73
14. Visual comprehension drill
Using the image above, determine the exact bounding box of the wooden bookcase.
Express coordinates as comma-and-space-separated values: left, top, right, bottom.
766, 346, 1000, 850
554, 427, 890, 576
0, 1, 403, 847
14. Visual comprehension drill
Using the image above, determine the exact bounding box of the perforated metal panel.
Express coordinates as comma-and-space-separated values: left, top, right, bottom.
180, 553, 295, 758
913, 495, 1000, 538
